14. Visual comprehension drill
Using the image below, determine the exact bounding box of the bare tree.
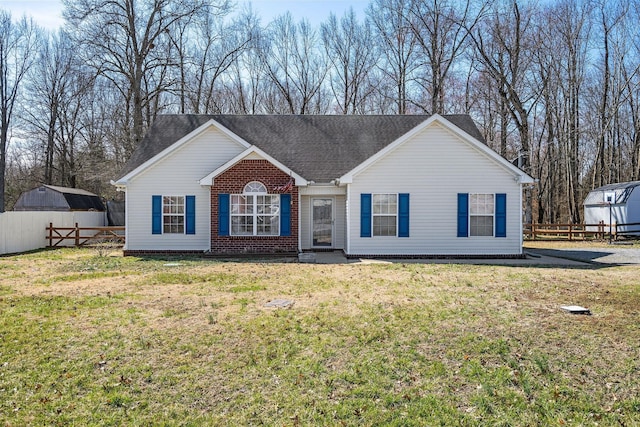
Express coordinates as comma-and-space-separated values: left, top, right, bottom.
227, 25, 266, 114
368, 0, 419, 114
63, 0, 211, 153
468, 1, 538, 222
408, 0, 485, 114
186, 7, 255, 113
321, 9, 377, 114
259, 13, 329, 114
0, 12, 38, 212
545, 0, 590, 223
24, 29, 77, 186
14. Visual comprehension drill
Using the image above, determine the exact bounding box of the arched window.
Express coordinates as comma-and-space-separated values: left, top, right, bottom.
243, 181, 267, 194
230, 181, 280, 235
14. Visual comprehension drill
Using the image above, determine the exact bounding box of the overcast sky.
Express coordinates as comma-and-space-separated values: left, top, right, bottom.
0, 0, 370, 29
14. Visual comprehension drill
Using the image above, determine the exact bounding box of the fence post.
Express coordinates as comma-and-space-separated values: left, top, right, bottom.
48, 222, 53, 247
598, 221, 603, 240
75, 222, 80, 246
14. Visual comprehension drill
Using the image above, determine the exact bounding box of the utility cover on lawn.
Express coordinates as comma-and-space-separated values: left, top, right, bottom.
265, 299, 294, 309
560, 305, 591, 315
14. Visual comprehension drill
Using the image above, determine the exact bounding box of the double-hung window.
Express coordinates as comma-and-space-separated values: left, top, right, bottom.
458, 193, 506, 238
372, 194, 397, 236
152, 194, 195, 235
361, 193, 409, 238
163, 196, 185, 233
230, 182, 280, 236
469, 194, 494, 236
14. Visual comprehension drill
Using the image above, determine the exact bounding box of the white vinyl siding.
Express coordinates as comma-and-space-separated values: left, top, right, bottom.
125, 126, 246, 250
348, 122, 523, 256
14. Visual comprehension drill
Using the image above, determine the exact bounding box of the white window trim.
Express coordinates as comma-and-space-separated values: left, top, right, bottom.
230, 182, 280, 236
469, 193, 494, 237
162, 195, 185, 234
372, 193, 398, 237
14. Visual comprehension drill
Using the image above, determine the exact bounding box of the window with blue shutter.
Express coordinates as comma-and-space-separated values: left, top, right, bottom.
185, 195, 196, 235
280, 194, 291, 236
218, 194, 230, 236
360, 193, 372, 237
398, 193, 410, 237
152, 195, 162, 234
495, 193, 507, 237
457, 193, 469, 237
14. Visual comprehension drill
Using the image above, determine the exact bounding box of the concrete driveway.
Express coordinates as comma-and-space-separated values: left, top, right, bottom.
525, 246, 640, 265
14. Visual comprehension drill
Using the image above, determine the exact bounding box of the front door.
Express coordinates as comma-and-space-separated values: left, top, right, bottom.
312, 198, 333, 247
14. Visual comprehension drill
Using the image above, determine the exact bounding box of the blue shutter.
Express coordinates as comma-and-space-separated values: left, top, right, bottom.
185, 195, 196, 235
280, 194, 291, 236
218, 194, 230, 236
495, 193, 507, 237
398, 193, 410, 237
152, 195, 162, 234
457, 193, 469, 237
360, 193, 372, 237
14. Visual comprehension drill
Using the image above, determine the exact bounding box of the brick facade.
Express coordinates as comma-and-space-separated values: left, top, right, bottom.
210, 160, 298, 254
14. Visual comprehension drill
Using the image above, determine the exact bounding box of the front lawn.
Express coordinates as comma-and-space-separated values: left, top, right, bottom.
1, 248, 639, 425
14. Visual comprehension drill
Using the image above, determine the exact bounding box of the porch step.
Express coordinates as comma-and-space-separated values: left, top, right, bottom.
298, 252, 317, 263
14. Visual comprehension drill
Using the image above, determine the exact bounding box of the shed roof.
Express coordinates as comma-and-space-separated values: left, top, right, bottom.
119, 114, 487, 183
584, 180, 640, 205
43, 184, 99, 197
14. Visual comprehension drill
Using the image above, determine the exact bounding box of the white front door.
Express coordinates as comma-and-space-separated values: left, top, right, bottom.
312, 198, 333, 247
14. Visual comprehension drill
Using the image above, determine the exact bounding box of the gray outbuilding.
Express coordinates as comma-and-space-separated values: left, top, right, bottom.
584, 181, 640, 235
13, 184, 106, 212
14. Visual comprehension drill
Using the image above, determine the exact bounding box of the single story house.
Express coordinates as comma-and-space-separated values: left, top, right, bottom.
13, 184, 105, 212
113, 114, 533, 257
584, 181, 640, 235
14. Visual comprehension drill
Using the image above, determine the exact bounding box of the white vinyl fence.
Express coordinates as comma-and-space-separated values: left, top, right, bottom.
0, 211, 106, 255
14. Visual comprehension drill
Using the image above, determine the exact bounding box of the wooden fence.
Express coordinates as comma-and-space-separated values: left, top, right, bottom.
47, 223, 125, 247
524, 221, 640, 240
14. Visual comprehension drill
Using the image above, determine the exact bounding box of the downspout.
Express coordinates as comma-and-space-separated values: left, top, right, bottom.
518, 178, 524, 255
298, 187, 302, 253
345, 183, 351, 255
124, 187, 129, 251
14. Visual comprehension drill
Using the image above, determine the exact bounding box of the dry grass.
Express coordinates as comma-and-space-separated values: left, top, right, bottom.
1, 247, 639, 425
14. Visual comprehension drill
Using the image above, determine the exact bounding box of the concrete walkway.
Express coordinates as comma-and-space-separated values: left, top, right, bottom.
312, 250, 590, 267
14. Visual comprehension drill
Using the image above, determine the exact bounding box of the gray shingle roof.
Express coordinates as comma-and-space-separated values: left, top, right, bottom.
119, 114, 485, 183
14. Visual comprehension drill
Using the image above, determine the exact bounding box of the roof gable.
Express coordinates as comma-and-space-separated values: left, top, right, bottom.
199, 146, 307, 186
340, 114, 534, 184
115, 118, 250, 184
